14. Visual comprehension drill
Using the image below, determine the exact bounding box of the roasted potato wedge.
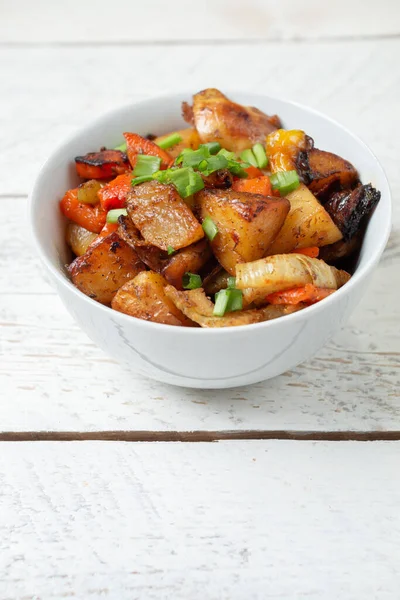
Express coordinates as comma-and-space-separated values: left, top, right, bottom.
77, 179, 102, 204
127, 180, 204, 251
196, 189, 290, 275
165, 286, 302, 328
161, 239, 212, 289
297, 148, 359, 195
118, 215, 166, 272
267, 184, 343, 255
68, 232, 145, 305
324, 184, 381, 240
185, 88, 280, 152
112, 272, 195, 326
236, 253, 350, 306
154, 128, 201, 159
75, 150, 130, 179
66, 223, 98, 257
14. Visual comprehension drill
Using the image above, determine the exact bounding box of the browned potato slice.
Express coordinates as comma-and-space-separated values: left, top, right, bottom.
118, 215, 166, 272
127, 180, 204, 251
185, 88, 280, 152
196, 189, 290, 275
68, 232, 145, 305
66, 223, 97, 256
154, 128, 201, 159
298, 149, 359, 195
112, 272, 195, 326
165, 286, 302, 328
267, 184, 343, 255
161, 239, 212, 289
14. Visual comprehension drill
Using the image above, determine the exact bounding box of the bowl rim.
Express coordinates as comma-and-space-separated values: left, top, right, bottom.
29, 90, 392, 336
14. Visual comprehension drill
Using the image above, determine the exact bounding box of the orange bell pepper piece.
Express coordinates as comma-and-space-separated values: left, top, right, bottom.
232, 175, 272, 196
75, 150, 131, 179
98, 173, 133, 211
266, 284, 335, 305
60, 188, 107, 233
244, 166, 264, 178
290, 247, 320, 258
123, 132, 172, 169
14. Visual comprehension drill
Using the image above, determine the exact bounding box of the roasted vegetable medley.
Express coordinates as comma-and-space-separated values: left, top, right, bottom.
61, 88, 380, 327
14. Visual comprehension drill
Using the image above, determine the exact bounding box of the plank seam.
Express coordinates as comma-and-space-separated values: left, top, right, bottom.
0, 33, 399, 48
1, 431, 400, 442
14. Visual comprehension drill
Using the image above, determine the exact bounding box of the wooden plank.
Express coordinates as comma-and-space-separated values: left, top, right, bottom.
0, 198, 398, 433
0, 40, 399, 199
1, 0, 399, 43
0, 441, 399, 599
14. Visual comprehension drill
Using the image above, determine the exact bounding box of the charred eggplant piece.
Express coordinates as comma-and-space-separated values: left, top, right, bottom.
296, 148, 359, 195
75, 149, 130, 179
201, 169, 233, 189
324, 184, 380, 241
319, 231, 363, 263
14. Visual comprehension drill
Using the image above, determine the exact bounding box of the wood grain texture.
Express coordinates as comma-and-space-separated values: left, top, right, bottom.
1, 0, 399, 43
0, 441, 399, 599
0, 196, 399, 433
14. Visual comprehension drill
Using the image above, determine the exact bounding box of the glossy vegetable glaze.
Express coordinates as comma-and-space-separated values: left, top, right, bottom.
60, 88, 381, 328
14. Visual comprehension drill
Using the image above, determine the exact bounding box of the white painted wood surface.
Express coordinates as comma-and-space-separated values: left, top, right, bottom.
1, 0, 400, 43
1, 6, 400, 600
0, 441, 399, 599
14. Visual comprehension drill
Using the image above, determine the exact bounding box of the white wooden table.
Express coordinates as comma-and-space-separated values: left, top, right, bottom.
1, 1, 399, 597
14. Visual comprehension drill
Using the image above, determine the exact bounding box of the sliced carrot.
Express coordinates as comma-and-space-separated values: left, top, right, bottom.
266, 284, 335, 305
291, 246, 320, 258
97, 222, 119, 238
98, 172, 133, 211
232, 175, 272, 196
75, 150, 130, 179
244, 166, 263, 178
60, 188, 107, 233
123, 132, 172, 169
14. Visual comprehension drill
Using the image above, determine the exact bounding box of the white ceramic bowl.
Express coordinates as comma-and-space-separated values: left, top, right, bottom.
30, 91, 391, 389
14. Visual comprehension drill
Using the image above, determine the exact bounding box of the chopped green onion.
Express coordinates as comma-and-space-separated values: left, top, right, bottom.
167, 167, 204, 198
218, 148, 236, 161
133, 154, 161, 177
202, 216, 218, 241
213, 288, 243, 316
252, 143, 268, 169
240, 149, 258, 167
227, 276, 236, 289
200, 142, 221, 155
157, 132, 182, 150
114, 142, 127, 152
270, 170, 300, 196
106, 208, 127, 223
167, 245, 175, 256
182, 272, 202, 290
131, 175, 154, 186
227, 288, 243, 312
197, 154, 229, 176
227, 162, 248, 178
176, 146, 210, 168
